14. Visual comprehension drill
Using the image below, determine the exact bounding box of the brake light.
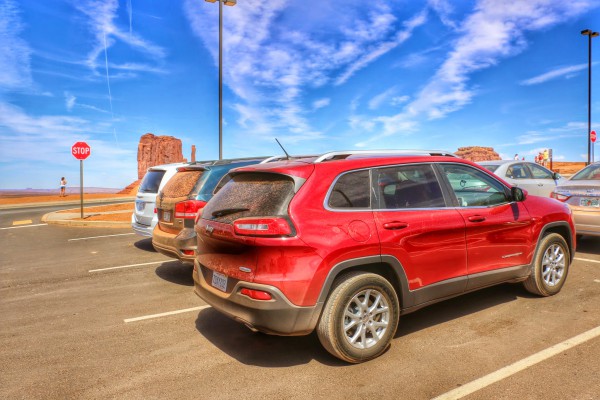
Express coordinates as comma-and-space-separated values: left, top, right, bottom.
233, 218, 292, 237
550, 192, 570, 202
240, 288, 272, 300
175, 200, 207, 219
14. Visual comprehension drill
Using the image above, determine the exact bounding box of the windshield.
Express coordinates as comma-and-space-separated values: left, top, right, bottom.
203, 173, 295, 224
480, 164, 500, 173
571, 164, 600, 180
138, 170, 166, 193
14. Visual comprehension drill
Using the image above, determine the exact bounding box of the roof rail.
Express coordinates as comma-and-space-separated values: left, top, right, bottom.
313, 149, 457, 163
260, 155, 317, 163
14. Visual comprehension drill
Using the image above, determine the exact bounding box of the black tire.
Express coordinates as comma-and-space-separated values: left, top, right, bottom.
317, 272, 400, 363
523, 233, 570, 296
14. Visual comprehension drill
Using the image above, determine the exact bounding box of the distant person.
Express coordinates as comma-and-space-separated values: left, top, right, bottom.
60, 177, 67, 197
514, 154, 519, 160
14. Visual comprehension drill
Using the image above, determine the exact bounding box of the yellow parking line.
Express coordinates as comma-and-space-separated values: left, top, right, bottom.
12, 220, 32, 226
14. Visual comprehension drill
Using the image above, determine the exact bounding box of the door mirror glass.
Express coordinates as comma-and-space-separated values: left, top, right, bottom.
511, 187, 526, 202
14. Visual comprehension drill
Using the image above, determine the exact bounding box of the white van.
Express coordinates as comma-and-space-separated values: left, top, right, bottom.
131, 163, 188, 237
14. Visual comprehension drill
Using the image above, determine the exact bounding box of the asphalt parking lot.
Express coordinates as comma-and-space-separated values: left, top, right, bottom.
1, 205, 599, 399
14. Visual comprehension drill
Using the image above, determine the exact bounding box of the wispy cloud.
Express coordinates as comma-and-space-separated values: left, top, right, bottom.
312, 98, 330, 110
64, 92, 76, 111
184, 0, 428, 144
520, 63, 591, 86
358, 0, 597, 146
0, 0, 32, 89
73, 0, 166, 75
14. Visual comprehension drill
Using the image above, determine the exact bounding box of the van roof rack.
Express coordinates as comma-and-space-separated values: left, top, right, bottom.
313, 149, 457, 163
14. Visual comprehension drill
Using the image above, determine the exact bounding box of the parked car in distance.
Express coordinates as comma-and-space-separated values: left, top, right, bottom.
193, 150, 575, 363
131, 162, 189, 237
551, 161, 600, 238
478, 160, 564, 197
152, 157, 270, 263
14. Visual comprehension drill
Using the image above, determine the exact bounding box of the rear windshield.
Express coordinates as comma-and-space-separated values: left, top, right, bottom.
571, 164, 600, 180
138, 170, 166, 193
162, 170, 204, 198
203, 173, 295, 224
480, 164, 499, 173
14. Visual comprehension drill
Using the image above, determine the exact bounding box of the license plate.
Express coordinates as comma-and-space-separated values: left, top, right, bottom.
162, 210, 171, 222
580, 198, 599, 208
211, 271, 228, 292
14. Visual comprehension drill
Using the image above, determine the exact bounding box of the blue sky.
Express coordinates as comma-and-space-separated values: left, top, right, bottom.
1, 0, 600, 189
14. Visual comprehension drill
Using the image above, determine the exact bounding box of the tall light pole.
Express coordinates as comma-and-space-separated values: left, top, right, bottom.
581, 29, 598, 165
205, 0, 236, 160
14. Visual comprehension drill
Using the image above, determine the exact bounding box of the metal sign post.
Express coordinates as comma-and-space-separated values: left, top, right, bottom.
72, 142, 92, 219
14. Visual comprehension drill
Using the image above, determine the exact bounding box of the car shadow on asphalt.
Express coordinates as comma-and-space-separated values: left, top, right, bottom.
576, 236, 600, 255
134, 238, 156, 252
155, 262, 194, 286
195, 308, 346, 367
395, 283, 528, 338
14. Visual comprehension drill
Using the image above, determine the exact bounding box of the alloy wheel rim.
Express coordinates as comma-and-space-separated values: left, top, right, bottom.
343, 289, 390, 349
542, 244, 565, 287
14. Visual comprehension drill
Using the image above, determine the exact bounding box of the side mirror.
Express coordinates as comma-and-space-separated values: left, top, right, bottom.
552, 172, 561, 180
511, 187, 526, 202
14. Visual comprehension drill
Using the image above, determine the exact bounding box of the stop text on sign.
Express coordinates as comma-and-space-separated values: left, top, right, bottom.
72, 142, 91, 160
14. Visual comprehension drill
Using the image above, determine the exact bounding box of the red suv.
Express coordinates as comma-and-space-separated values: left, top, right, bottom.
193, 150, 575, 363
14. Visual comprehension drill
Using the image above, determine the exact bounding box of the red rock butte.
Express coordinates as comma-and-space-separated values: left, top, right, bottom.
137, 133, 186, 179
455, 146, 501, 162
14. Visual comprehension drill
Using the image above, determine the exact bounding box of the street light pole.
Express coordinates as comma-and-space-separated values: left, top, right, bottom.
206, 0, 236, 160
581, 29, 599, 165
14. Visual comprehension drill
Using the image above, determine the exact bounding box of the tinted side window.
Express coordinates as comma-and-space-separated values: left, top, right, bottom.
528, 163, 553, 179
440, 164, 508, 207
374, 164, 445, 209
506, 163, 532, 179
139, 170, 166, 193
328, 170, 370, 209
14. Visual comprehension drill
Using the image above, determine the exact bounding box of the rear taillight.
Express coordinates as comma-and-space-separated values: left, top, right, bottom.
175, 200, 207, 219
550, 192, 570, 202
240, 288, 272, 301
233, 217, 292, 237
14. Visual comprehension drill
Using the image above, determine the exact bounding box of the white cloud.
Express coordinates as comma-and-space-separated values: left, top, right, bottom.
520, 63, 590, 86
312, 98, 330, 110
0, 0, 32, 89
64, 92, 76, 111
183, 0, 429, 144
366, 0, 597, 140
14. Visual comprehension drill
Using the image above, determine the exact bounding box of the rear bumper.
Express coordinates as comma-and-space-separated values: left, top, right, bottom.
152, 226, 197, 263
572, 208, 600, 237
131, 214, 153, 237
193, 261, 320, 336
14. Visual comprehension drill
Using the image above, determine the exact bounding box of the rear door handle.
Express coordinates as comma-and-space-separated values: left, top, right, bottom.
383, 222, 409, 230
468, 215, 486, 223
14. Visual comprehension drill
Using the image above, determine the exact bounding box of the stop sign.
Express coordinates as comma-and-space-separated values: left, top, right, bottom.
72, 141, 91, 160
592, 130, 597, 143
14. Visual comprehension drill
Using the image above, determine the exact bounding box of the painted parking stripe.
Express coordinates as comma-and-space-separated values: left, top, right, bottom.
0, 223, 47, 230
12, 219, 32, 226
124, 305, 210, 323
574, 257, 600, 264
89, 261, 165, 273
69, 232, 135, 241
432, 325, 600, 400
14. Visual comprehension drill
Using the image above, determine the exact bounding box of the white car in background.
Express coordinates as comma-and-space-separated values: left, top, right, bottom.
477, 160, 565, 197
131, 163, 189, 237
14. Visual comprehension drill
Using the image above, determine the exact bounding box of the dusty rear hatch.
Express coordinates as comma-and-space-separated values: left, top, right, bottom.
156, 167, 207, 234
196, 172, 300, 288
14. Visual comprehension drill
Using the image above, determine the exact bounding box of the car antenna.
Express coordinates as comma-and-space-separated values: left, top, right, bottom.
275, 138, 291, 160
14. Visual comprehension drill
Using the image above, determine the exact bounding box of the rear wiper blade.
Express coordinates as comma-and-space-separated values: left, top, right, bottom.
211, 207, 249, 218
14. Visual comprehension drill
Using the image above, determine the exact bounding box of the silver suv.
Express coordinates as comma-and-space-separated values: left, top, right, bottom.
131, 163, 190, 237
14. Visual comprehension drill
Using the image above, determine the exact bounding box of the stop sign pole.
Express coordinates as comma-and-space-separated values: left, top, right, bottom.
72, 142, 92, 218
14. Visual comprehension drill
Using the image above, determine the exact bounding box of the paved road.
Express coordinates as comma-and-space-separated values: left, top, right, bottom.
1, 209, 599, 399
